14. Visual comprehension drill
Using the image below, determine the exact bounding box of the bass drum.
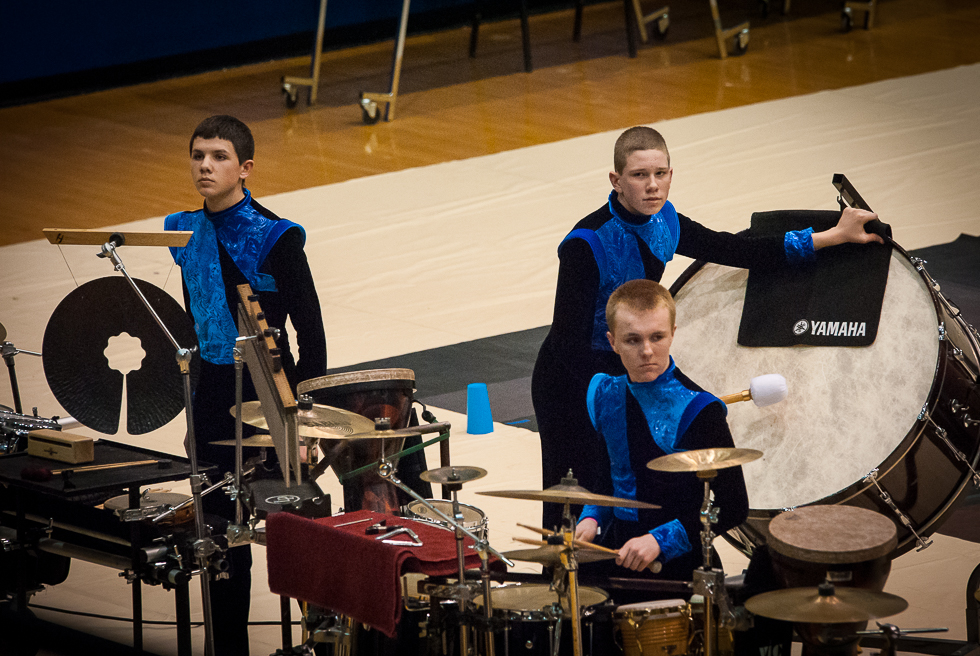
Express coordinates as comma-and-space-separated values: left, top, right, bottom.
670, 242, 980, 557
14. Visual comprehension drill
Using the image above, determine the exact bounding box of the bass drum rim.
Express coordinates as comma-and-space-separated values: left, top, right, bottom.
669, 241, 980, 558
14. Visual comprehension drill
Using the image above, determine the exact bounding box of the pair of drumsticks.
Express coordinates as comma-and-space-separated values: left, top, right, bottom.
515, 523, 662, 573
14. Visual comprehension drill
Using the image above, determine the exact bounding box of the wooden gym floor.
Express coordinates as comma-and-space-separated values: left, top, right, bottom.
1, 0, 980, 248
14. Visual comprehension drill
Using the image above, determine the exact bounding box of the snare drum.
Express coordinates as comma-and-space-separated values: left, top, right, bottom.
298, 368, 415, 513
614, 600, 690, 656
405, 499, 488, 540
477, 583, 610, 656
670, 238, 980, 556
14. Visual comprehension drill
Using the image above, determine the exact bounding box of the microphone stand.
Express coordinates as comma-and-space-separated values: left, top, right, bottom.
98, 237, 217, 656
2, 340, 42, 415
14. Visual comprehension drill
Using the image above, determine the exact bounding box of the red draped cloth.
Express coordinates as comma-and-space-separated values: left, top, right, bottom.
266, 509, 501, 636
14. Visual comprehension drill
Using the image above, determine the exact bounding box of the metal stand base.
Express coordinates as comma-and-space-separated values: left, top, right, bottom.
842, 0, 877, 32
281, 0, 329, 107
708, 0, 749, 59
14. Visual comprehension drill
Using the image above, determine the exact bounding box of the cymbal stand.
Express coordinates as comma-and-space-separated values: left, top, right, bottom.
691, 470, 740, 656
97, 238, 216, 656
377, 461, 515, 655
1, 339, 41, 415
556, 498, 584, 656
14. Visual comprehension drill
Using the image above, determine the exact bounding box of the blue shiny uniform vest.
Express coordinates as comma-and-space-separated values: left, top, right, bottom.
581, 360, 723, 562
559, 192, 680, 351
164, 189, 303, 365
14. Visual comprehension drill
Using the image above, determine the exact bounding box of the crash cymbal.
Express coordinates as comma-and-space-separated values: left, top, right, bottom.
478, 483, 660, 509
211, 435, 307, 448
647, 447, 763, 473
42, 277, 198, 435
231, 400, 375, 438
501, 545, 617, 567
420, 466, 487, 485
745, 585, 908, 623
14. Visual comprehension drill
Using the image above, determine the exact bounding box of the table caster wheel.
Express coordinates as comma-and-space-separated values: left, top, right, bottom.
282, 82, 299, 109
360, 98, 381, 125
734, 28, 750, 55
841, 7, 853, 32
654, 12, 669, 39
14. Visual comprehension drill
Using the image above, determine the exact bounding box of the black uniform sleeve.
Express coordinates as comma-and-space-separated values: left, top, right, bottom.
675, 213, 786, 269
550, 239, 604, 389
264, 227, 327, 384
675, 402, 750, 541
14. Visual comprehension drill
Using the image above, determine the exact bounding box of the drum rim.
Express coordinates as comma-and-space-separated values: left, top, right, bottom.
298, 368, 416, 394
672, 240, 980, 558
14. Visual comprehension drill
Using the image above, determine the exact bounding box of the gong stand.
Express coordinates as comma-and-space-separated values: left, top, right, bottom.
376, 462, 515, 656
1, 338, 41, 415
96, 236, 217, 656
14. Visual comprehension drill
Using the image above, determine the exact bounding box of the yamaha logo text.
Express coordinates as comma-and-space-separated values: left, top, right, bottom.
795, 319, 866, 337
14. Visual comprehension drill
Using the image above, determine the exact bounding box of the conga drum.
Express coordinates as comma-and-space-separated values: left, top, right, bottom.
298, 368, 415, 513
767, 505, 897, 656
670, 229, 980, 556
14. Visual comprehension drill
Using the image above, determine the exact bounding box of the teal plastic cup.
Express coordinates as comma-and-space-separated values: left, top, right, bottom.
466, 383, 493, 434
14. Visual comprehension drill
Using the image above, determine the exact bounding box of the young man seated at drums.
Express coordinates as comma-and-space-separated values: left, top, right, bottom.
574, 279, 748, 581
533, 125, 885, 533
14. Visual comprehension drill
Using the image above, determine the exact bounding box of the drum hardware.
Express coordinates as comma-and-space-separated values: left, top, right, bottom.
648, 448, 764, 656
1, 408, 64, 455
2, 336, 41, 415
855, 623, 949, 656
105, 491, 193, 523
921, 413, 980, 484
745, 582, 907, 623
378, 461, 513, 656
863, 468, 933, 552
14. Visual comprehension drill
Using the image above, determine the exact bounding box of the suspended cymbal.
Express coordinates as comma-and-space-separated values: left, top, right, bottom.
647, 447, 763, 473
211, 435, 308, 448
745, 586, 908, 623
344, 426, 424, 441
501, 545, 617, 567
478, 482, 660, 509
420, 466, 487, 485
43, 277, 198, 435
230, 401, 375, 438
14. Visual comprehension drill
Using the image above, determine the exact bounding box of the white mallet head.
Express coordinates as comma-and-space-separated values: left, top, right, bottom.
748, 374, 788, 407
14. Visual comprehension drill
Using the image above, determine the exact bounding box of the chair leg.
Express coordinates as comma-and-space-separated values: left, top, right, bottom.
469, 1, 482, 58
520, 0, 532, 71
623, 0, 639, 57
573, 0, 584, 42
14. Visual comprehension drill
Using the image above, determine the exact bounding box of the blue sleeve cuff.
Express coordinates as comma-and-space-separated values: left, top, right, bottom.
580, 504, 612, 529
650, 519, 693, 562
784, 227, 815, 264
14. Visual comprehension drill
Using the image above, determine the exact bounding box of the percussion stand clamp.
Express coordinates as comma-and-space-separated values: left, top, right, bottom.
1, 340, 41, 415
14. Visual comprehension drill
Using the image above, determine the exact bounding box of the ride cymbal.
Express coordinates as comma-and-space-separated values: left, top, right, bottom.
230, 400, 375, 438
211, 435, 307, 448
647, 447, 763, 473
420, 466, 487, 485
478, 482, 659, 509
745, 585, 907, 623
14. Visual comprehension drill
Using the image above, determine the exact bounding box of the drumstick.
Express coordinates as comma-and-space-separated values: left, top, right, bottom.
515, 526, 663, 573
21, 459, 166, 482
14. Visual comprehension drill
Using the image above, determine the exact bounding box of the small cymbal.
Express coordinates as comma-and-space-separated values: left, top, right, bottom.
478, 482, 660, 509
502, 545, 617, 567
647, 447, 763, 473
211, 435, 307, 448
420, 466, 487, 485
344, 426, 424, 441
230, 401, 376, 438
745, 586, 908, 623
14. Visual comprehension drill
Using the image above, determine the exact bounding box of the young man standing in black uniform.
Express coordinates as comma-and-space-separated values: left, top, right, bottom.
532, 126, 883, 531
574, 280, 747, 580
165, 115, 327, 655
